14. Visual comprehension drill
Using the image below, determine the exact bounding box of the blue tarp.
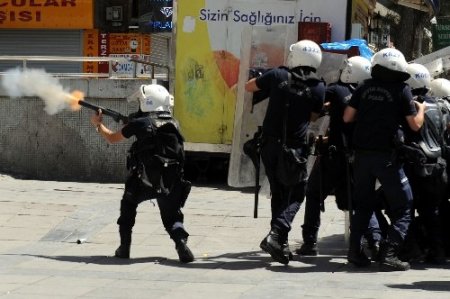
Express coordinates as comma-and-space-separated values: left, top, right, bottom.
320, 39, 374, 60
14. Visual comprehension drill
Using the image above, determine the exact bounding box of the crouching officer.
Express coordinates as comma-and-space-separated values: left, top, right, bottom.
343, 48, 425, 271
245, 40, 325, 264
299, 56, 383, 257
90, 84, 194, 263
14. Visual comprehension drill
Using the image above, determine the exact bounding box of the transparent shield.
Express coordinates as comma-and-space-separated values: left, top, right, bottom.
228, 29, 348, 200
228, 25, 296, 191
317, 52, 348, 85
305, 52, 347, 175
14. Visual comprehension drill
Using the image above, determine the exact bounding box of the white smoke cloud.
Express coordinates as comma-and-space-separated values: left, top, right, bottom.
1, 68, 71, 115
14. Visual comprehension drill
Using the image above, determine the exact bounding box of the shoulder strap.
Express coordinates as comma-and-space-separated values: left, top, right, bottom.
281, 73, 291, 145
279, 71, 313, 145
417, 102, 444, 159
424, 102, 445, 146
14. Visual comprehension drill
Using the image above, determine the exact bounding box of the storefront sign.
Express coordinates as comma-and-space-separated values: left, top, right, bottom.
139, 0, 173, 32
0, 0, 94, 29
83, 30, 151, 77
432, 17, 450, 51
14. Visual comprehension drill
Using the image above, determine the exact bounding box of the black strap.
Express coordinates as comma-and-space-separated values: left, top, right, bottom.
281, 73, 291, 145
280, 72, 312, 145
424, 103, 445, 148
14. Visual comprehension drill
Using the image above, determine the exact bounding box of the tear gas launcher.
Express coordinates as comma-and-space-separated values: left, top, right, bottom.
78, 100, 129, 124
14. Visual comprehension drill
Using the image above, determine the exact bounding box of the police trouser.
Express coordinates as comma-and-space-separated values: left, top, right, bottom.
350, 151, 413, 249
261, 139, 307, 242
405, 162, 447, 253
117, 172, 189, 243
302, 151, 382, 245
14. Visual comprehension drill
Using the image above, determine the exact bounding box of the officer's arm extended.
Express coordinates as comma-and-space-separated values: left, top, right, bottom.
245, 78, 259, 92
91, 110, 125, 144
405, 101, 425, 132
343, 106, 357, 123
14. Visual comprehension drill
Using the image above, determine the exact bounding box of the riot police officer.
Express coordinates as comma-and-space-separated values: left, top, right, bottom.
245, 40, 325, 265
399, 63, 448, 265
430, 77, 450, 259
430, 78, 450, 99
90, 84, 194, 263
343, 48, 425, 271
298, 56, 384, 258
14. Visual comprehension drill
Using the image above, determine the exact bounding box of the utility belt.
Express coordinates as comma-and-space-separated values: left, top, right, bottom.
262, 135, 306, 148
126, 142, 156, 171
355, 148, 394, 155
315, 143, 347, 156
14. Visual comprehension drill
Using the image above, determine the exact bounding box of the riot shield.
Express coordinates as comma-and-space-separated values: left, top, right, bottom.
228, 28, 348, 202
228, 25, 296, 190
306, 52, 347, 175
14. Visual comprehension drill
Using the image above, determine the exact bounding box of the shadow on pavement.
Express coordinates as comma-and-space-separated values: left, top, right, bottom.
6, 254, 168, 265
12, 235, 445, 274
387, 281, 450, 291
155, 234, 380, 273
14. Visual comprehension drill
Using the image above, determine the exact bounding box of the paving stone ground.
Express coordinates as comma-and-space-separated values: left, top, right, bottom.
0, 174, 449, 298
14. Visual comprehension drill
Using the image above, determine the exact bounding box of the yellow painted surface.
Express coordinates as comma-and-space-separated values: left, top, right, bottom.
174, 0, 237, 144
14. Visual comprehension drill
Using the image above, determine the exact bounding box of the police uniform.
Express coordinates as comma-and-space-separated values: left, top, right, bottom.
256, 67, 325, 263
301, 82, 383, 254
401, 94, 448, 264
347, 78, 416, 268
116, 113, 193, 262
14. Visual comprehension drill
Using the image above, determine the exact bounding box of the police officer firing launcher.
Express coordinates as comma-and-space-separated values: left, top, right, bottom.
90, 84, 194, 263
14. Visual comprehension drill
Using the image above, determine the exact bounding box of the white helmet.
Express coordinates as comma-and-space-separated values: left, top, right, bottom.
340, 56, 371, 84
430, 78, 450, 98
405, 63, 431, 90
128, 84, 174, 112
286, 39, 322, 70
371, 48, 408, 73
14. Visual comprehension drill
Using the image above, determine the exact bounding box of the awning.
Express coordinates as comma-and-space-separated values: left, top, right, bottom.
377, 0, 439, 16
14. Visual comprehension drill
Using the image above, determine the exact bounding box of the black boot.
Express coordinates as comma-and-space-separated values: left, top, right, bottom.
175, 238, 194, 263
379, 241, 410, 271
282, 241, 294, 261
115, 245, 130, 259
347, 246, 371, 267
295, 242, 318, 256
260, 230, 289, 265
261, 237, 294, 261
368, 241, 380, 262
115, 229, 131, 259
398, 241, 424, 263
425, 246, 446, 265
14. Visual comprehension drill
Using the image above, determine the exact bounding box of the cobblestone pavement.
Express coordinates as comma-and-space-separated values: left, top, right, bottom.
0, 174, 449, 298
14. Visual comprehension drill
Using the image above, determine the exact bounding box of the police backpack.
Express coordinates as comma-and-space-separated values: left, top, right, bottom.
408, 99, 447, 177
131, 115, 185, 195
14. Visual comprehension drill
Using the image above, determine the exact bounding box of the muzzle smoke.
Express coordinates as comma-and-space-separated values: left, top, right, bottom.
1, 68, 82, 115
